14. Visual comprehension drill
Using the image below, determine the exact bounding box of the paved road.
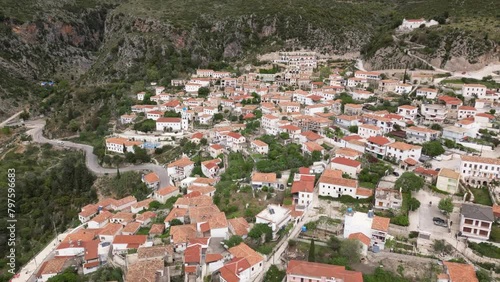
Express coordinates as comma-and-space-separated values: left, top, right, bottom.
11, 225, 85, 282
25, 120, 170, 187
0, 110, 23, 127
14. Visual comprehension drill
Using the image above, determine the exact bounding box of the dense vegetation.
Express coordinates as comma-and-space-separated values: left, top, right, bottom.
255, 135, 314, 173
0, 145, 97, 281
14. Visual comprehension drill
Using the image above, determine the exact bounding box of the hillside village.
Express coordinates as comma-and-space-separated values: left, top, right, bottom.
30, 50, 500, 282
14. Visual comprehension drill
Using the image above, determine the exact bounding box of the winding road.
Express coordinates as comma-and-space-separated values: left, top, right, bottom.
25, 120, 171, 187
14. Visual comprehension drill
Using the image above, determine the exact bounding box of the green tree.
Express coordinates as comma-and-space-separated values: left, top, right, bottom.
340, 239, 362, 264
200, 138, 208, 146
438, 197, 454, 214
476, 268, 492, 282
224, 235, 243, 248
279, 132, 290, 140
198, 87, 210, 97
131, 80, 145, 94
394, 172, 424, 193
312, 150, 322, 162
348, 125, 358, 133
149, 201, 161, 210
408, 197, 421, 211
308, 239, 316, 262
20, 110, 30, 120
264, 265, 286, 282
430, 123, 443, 131
170, 219, 183, 226
133, 119, 156, 133
422, 141, 445, 157
248, 223, 273, 242
432, 239, 453, 254
47, 268, 82, 282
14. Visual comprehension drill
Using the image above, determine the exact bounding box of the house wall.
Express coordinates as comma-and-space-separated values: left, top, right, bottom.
436, 176, 459, 194
459, 215, 492, 240
318, 183, 357, 198
210, 227, 229, 239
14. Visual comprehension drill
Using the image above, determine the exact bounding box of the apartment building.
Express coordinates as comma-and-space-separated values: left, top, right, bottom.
385, 142, 422, 162
460, 155, 500, 186
405, 126, 441, 144
459, 203, 494, 240
374, 188, 403, 211
420, 103, 447, 123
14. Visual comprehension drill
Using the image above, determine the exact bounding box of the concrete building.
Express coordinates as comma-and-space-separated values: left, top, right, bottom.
436, 168, 460, 194
459, 203, 494, 240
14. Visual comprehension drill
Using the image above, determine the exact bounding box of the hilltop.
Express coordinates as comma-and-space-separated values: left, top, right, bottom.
0, 0, 499, 118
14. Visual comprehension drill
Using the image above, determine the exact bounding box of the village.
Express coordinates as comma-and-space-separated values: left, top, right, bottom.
25, 35, 500, 282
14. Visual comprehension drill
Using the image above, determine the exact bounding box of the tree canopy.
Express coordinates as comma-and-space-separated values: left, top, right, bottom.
394, 172, 424, 193
438, 197, 454, 214
422, 141, 445, 157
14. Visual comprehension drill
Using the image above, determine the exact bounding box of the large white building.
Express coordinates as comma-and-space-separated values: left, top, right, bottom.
255, 205, 291, 239
105, 137, 143, 154
385, 142, 422, 162
398, 18, 438, 31
460, 155, 500, 186
343, 210, 390, 250
156, 117, 188, 132
462, 84, 487, 99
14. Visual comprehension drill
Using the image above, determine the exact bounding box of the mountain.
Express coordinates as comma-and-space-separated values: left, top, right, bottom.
0, 0, 499, 119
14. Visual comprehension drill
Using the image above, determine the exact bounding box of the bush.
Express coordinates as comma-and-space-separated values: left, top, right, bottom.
469, 242, 500, 259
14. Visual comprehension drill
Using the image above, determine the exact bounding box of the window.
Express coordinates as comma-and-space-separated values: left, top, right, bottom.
464, 219, 474, 225
481, 222, 490, 228
463, 227, 472, 233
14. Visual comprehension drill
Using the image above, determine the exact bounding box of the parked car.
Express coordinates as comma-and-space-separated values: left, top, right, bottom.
435, 168, 441, 171
393, 171, 400, 176
433, 217, 447, 227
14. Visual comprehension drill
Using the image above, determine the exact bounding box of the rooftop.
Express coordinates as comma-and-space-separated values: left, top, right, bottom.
286, 260, 363, 282
461, 203, 494, 222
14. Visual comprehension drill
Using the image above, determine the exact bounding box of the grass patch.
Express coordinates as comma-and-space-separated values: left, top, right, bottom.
136, 227, 150, 235
490, 224, 500, 244
441, 78, 500, 89
469, 242, 500, 259
359, 182, 376, 189
470, 188, 493, 206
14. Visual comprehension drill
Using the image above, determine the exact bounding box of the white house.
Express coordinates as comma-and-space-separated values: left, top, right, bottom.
459, 203, 494, 240
112, 235, 150, 255
36, 257, 72, 282
251, 140, 269, 155
136, 92, 146, 101
156, 117, 183, 132
105, 137, 143, 154
224, 132, 246, 152
154, 185, 179, 204
416, 88, 438, 99
255, 205, 291, 239
394, 83, 412, 94
343, 210, 390, 250
365, 135, 392, 158
185, 83, 202, 93
404, 126, 441, 144
460, 155, 500, 186
357, 124, 383, 139
397, 105, 418, 121
436, 168, 460, 194
457, 106, 477, 120
462, 84, 487, 99
330, 157, 361, 179
146, 111, 164, 121
354, 71, 381, 80
251, 172, 278, 189
201, 159, 221, 178
120, 114, 136, 124
261, 114, 280, 135
385, 142, 422, 162
317, 169, 359, 198
399, 18, 438, 31
167, 157, 195, 181
351, 89, 375, 100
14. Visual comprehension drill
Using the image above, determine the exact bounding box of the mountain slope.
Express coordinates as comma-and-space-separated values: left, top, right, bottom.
0, 0, 498, 118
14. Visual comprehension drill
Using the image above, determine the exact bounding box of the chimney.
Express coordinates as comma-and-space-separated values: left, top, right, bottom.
368, 210, 374, 218
77, 240, 82, 246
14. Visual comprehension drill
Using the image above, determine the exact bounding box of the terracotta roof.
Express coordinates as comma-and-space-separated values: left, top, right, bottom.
286, 260, 363, 282
331, 157, 361, 168
184, 244, 202, 264
105, 137, 143, 147
226, 131, 244, 140
156, 117, 181, 123
359, 124, 381, 131
193, 177, 217, 185
219, 259, 248, 282
156, 185, 178, 196
132, 198, 154, 210
492, 204, 500, 218
252, 172, 277, 183
367, 136, 391, 146
122, 222, 141, 234
37, 257, 69, 276
97, 223, 123, 236
319, 174, 357, 188
438, 168, 460, 180
228, 217, 250, 236
475, 113, 495, 120
414, 167, 439, 176
355, 187, 373, 197
89, 211, 112, 223
252, 140, 269, 148
192, 132, 204, 139
205, 253, 224, 263
301, 131, 322, 141
136, 211, 156, 223
229, 243, 264, 266
404, 158, 418, 166
406, 126, 439, 134
304, 141, 324, 152
149, 224, 165, 235
463, 84, 486, 88
174, 195, 213, 208
210, 144, 224, 150
170, 224, 197, 244
291, 175, 315, 194
138, 245, 173, 260
125, 259, 164, 282
348, 232, 371, 246
458, 106, 477, 111
112, 196, 137, 209
111, 212, 134, 223
188, 185, 216, 195
168, 157, 194, 168
387, 141, 419, 151
164, 207, 188, 223
371, 216, 390, 232
461, 155, 500, 165
398, 105, 417, 110
112, 235, 147, 245
335, 147, 362, 158
443, 261, 479, 282
299, 167, 311, 174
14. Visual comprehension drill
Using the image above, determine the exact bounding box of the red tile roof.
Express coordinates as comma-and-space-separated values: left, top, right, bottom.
286, 260, 363, 282
367, 136, 391, 146
331, 157, 361, 168
348, 232, 371, 246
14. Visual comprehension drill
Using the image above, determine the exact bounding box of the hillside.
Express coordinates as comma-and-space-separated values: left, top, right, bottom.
0, 0, 499, 119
